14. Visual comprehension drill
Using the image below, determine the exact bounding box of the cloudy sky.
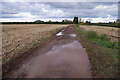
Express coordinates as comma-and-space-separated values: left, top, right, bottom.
0, 1, 119, 23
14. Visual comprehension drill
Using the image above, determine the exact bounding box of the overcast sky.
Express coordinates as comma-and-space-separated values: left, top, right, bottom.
0, 1, 119, 23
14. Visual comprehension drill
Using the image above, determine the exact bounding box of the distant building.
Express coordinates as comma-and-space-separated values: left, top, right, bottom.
35, 20, 44, 22
62, 19, 73, 23
68, 20, 73, 23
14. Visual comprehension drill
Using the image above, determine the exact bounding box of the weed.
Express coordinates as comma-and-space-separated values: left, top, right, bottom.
86, 31, 98, 39
99, 34, 110, 41
75, 25, 119, 78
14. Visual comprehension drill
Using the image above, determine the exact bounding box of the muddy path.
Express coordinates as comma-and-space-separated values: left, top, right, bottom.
3, 26, 92, 78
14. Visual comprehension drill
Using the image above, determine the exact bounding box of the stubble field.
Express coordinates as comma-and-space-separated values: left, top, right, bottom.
2, 24, 68, 64
80, 25, 119, 41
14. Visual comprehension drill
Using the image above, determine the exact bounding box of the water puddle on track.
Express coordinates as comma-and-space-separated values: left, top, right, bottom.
70, 34, 77, 37
10, 40, 92, 78
56, 29, 65, 36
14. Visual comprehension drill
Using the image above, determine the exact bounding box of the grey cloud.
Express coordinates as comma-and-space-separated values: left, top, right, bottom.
1, 2, 118, 19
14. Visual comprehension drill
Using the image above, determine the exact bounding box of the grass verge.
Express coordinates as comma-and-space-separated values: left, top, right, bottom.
75, 25, 119, 78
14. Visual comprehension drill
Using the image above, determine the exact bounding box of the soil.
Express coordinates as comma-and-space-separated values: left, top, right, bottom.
3, 26, 92, 78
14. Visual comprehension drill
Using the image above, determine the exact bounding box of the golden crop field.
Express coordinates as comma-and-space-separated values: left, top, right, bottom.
80, 25, 119, 41
2, 24, 68, 64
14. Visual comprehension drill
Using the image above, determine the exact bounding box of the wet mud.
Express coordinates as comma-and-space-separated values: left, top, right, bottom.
4, 26, 92, 78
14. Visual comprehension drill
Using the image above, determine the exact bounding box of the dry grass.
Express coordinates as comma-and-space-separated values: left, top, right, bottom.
2, 24, 68, 64
80, 25, 119, 41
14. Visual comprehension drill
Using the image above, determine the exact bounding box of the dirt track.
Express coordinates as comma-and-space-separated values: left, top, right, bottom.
3, 26, 92, 78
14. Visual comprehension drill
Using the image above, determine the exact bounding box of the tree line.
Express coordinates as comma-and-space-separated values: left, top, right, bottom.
1, 17, 120, 28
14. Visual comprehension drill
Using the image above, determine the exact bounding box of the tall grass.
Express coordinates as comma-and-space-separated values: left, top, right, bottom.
75, 25, 119, 50
75, 25, 119, 78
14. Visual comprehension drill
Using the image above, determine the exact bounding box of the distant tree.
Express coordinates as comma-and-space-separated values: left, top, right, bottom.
73, 16, 78, 24
48, 20, 52, 24
85, 21, 89, 23
65, 19, 68, 23
85, 19, 92, 24
48, 20, 52, 22
109, 22, 112, 24
62, 20, 65, 23
87, 19, 92, 23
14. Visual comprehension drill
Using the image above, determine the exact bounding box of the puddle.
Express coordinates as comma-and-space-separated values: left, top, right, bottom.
62, 29, 65, 32
46, 40, 82, 55
56, 31, 63, 36
46, 40, 83, 55
56, 29, 65, 36
10, 40, 92, 78
70, 34, 77, 37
